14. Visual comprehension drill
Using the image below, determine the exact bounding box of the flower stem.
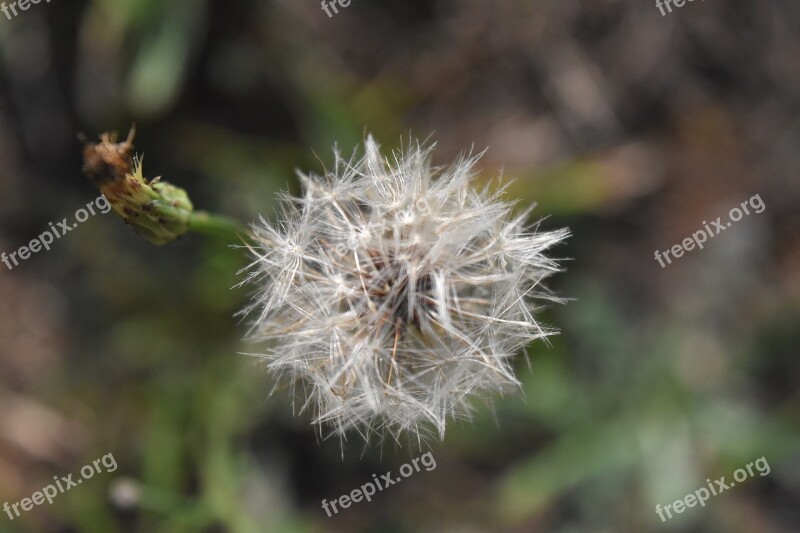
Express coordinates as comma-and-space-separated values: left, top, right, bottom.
188, 211, 248, 243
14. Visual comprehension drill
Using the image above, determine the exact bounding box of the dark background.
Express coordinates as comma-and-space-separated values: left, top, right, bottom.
0, 0, 799, 531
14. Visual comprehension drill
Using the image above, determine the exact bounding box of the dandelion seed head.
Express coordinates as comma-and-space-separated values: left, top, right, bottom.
241, 135, 569, 443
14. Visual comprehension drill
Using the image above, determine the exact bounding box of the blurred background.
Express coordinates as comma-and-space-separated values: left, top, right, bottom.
1, 0, 799, 531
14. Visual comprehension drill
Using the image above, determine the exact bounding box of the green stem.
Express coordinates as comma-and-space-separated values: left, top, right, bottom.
188, 211, 249, 243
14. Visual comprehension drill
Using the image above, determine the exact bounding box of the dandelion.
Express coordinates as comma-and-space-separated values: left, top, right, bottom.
241, 136, 569, 443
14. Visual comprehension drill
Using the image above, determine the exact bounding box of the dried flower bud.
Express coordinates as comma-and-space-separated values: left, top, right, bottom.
82, 127, 193, 245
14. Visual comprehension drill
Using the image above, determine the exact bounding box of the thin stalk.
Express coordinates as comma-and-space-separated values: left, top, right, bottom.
188, 211, 249, 243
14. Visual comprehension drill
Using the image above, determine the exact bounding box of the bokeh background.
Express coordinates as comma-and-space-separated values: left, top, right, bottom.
1, 0, 799, 531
